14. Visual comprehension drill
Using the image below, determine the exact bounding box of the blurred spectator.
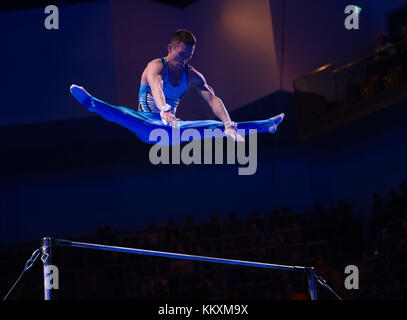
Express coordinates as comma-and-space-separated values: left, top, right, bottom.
387, 189, 404, 221
183, 216, 201, 243
95, 225, 114, 243
399, 182, 407, 213
86, 272, 100, 299
166, 219, 180, 240
206, 213, 221, 237
395, 25, 407, 54
226, 212, 243, 235
315, 257, 333, 282
157, 277, 170, 297
375, 34, 397, 61
126, 268, 141, 297
289, 220, 304, 243
169, 244, 194, 275
397, 220, 407, 251
267, 223, 285, 247
166, 233, 179, 251
247, 211, 263, 231
372, 193, 386, 217
400, 181, 407, 198
284, 283, 307, 300
248, 221, 260, 233
144, 222, 159, 247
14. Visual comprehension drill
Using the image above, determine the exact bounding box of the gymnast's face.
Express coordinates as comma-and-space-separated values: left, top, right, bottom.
168, 42, 195, 69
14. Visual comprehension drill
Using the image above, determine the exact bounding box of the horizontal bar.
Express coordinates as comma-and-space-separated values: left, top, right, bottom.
54, 239, 310, 272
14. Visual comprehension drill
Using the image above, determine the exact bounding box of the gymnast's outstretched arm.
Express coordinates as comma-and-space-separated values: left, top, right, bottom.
145, 60, 180, 125
188, 66, 244, 142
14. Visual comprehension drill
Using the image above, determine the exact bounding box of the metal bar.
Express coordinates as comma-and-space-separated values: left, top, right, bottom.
41, 237, 52, 301
54, 239, 310, 272
307, 267, 318, 300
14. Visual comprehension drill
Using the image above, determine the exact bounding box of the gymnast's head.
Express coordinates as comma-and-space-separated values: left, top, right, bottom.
167, 29, 196, 69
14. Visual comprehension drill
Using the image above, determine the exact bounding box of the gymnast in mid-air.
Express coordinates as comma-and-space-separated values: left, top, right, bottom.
70, 29, 284, 145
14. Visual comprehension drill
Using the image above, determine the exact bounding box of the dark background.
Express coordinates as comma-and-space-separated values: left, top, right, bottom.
1, 0, 407, 300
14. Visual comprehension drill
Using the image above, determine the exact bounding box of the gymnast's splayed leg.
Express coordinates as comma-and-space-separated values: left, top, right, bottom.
70, 84, 284, 146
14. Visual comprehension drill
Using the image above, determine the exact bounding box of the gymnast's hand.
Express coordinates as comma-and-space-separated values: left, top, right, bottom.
161, 110, 181, 127
224, 126, 244, 142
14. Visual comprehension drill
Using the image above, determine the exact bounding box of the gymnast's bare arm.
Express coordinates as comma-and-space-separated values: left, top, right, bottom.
142, 59, 179, 124
188, 66, 244, 141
